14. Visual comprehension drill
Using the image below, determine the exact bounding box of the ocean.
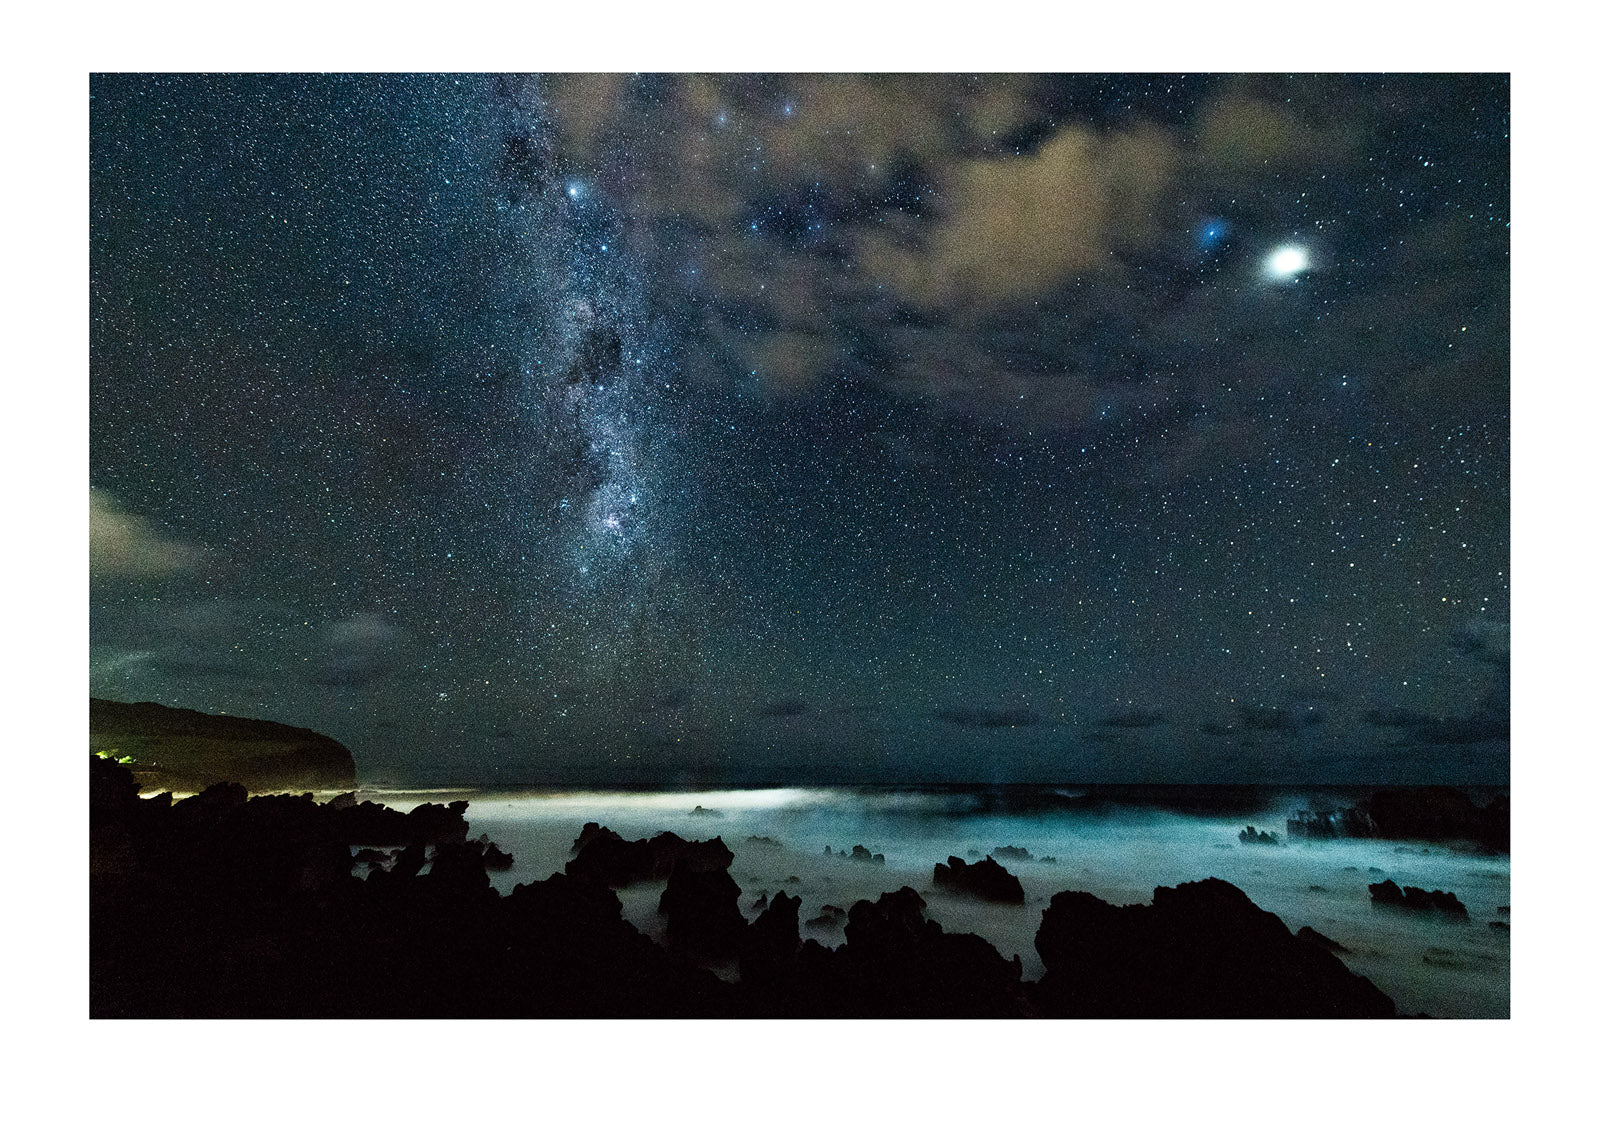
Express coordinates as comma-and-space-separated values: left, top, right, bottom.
350, 783, 1510, 1018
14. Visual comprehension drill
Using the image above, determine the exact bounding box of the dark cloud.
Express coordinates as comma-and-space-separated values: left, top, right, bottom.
1450, 619, 1511, 668
1095, 708, 1168, 729
1363, 705, 1508, 746
933, 706, 1043, 729
1237, 705, 1303, 733
1364, 707, 1440, 729
1416, 714, 1510, 745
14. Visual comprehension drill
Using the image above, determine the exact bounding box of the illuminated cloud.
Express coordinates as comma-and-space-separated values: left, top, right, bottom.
861, 123, 1180, 310
89, 489, 201, 578
1193, 89, 1358, 175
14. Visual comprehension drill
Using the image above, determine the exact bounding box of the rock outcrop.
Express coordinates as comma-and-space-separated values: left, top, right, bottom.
659, 857, 746, 959
1032, 877, 1395, 1017
1365, 787, 1509, 852
932, 855, 1025, 903
1368, 879, 1469, 916
566, 826, 734, 888
1237, 825, 1280, 846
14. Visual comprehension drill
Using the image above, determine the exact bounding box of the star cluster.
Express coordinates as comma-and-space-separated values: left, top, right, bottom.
90, 74, 1509, 786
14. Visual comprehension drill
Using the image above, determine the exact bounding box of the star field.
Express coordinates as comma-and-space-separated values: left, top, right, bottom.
89, 74, 1509, 786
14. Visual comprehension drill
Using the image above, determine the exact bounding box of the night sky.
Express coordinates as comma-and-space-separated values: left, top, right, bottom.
88, 74, 1509, 787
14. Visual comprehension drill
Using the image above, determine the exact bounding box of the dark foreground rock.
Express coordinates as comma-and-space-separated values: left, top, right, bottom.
932, 855, 1025, 903
1296, 925, 1349, 952
566, 824, 734, 888
91, 697, 357, 793
742, 888, 1030, 1018
659, 856, 746, 958
1032, 878, 1395, 1018
91, 758, 1398, 1019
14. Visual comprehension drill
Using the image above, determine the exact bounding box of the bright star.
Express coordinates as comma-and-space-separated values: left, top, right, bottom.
1265, 244, 1310, 280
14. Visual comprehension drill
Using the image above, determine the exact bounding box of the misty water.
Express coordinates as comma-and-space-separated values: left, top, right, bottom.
362, 785, 1509, 1018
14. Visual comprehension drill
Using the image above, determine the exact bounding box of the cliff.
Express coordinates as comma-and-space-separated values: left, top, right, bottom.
90, 698, 358, 793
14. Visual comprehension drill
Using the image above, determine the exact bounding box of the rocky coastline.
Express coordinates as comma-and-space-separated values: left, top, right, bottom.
91, 756, 1396, 1019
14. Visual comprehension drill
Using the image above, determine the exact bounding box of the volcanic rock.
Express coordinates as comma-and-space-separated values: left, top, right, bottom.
1368, 879, 1469, 916
1238, 825, 1280, 846
659, 857, 746, 958
991, 845, 1034, 861
932, 855, 1025, 903
1033, 877, 1394, 1017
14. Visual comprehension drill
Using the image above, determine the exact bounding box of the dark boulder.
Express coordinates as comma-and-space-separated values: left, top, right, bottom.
805, 905, 847, 931
1033, 877, 1394, 1018
389, 841, 428, 881
425, 841, 493, 893
172, 779, 249, 823
818, 888, 1029, 1017
1368, 879, 1469, 916
567, 826, 735, 888
570, 821, 620, 856
991, 845, 1034, 861
847, 845, 886, 866
1366, 786, 1509, 851
932, 855, 1025, 903
501, 871, 734, 1017
1238, 825, 1280, 846
741, 891, 802, 987
659, 858, 746, 959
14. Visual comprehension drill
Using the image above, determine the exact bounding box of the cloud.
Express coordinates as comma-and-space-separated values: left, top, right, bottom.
318, 614, 408, 688
756, 698, 809, 719
1364, 707, 1439, 729
1192, 89, 1358, 176
1450, 619, 1510, 668
1237, 704, 1301, 732
1094, 708, 1168, 729
542, 73, 630, 161
741, 330, 844, 398
1363, 705, 1508, 746
90, 489, 201, 578
860, 122, 1180, 311
933, 705, 1042, 729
